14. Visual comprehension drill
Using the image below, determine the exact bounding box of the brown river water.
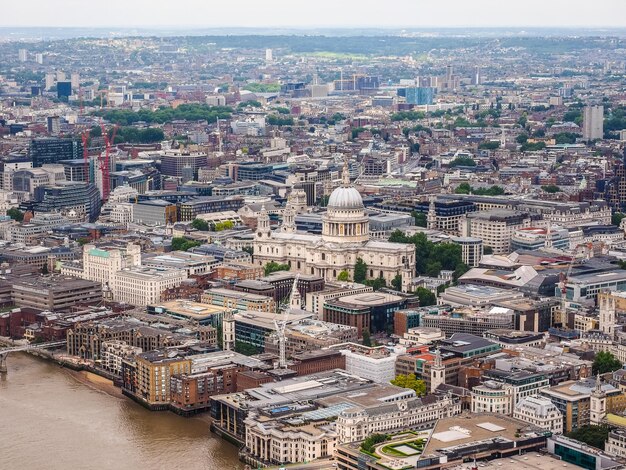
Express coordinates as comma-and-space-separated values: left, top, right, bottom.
0, 353, 244, 470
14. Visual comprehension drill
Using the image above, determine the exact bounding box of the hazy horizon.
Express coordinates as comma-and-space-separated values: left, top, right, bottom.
3, 0, 626, 29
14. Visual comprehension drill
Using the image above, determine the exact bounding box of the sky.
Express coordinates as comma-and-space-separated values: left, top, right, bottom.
2, 0, 626, 28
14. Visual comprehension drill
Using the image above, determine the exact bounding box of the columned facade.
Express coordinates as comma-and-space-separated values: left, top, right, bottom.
253, 164, 415, 291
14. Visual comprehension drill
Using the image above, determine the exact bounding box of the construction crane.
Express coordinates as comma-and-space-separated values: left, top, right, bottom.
557, 243, 592, 323
273, 274, 300, 369
99, 123, 118, 201
81, 131, 90, 184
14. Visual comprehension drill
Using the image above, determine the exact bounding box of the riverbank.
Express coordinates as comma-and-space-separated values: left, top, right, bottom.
63, 367, 125, 399
2, 353, 244, 470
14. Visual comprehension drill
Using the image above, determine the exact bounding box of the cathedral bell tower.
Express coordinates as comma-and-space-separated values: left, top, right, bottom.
281, 205, 296, 233
256, 205, 271, 239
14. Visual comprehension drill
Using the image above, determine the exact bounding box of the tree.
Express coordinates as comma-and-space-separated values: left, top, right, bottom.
455, 182, 472, 194
521, 141, 546, 152
390, 373, 427, 397
264, 261, 290, 276
365, 277, 387, 291
483, 246, 493, 255
235, 341, 259, 356
77, 237, 91, 246
426, 261, 442, 277
337, 270, 351, 282
541, 184, 561, 193
516, 134, 529, 144
191, 219, 209, 231
415, 287, 436, 307
361, 434, 389, 454
449, 156, 476, 167
391, 274, 402, 291
362, 330, 372, 347
214, 220, 235, 231
171, 237, 201, 252
453, 263, 470, 281
479, 141, 500, 150
6, 208, 23, 222
411, 211, 427, 227
567, 425, 611, 450
613, 212, 626, 227
593, 351, 623, 375
354, 258, 367, 283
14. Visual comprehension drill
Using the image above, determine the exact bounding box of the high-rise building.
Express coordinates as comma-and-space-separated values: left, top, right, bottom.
583, 105, 604, 141
71, 72, 80, 90
30, 138, 82, 167
18, 49, 27, 62
35, 53, 44, 65
265, 48, 273, 62
47, 116, 61, 135
397, 86, 436, 105
56, 71, 66, 82
57, 81, 72, 99
45, 73, 55, 91
474, 66, 482, 85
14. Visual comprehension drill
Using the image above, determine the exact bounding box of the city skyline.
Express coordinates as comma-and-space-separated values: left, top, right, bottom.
3, 0, 626, 28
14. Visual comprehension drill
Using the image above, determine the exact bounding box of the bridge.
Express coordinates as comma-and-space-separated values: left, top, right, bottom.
0, 340, 67, 374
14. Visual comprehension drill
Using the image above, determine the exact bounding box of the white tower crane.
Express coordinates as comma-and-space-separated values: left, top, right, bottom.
273, 274, 300, 369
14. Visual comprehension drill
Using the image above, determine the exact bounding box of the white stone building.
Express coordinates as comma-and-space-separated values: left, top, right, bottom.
253, 163, 415, 290
61, 243, 187, 306
336, 393, 460, 443
336, 343, 399, 383
471, 381, 514, 415
459, 209, 531, 255
112, 267, 187, 306
513, 396, 563, 434
244, 416, 337, 465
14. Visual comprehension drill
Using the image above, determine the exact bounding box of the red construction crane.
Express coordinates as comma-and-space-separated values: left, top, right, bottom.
99, 123, 118, 201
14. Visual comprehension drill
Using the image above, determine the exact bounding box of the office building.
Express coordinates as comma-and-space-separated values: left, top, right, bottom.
30, 138, 82, 167
449, 236, 483, 267
160, 152, 207, 179
112, 267, 188, 306
323, 291, 408, 337
332, 343, 399, 383
460, 209, 531, 254
513, 396, 564, 434
541, 378, 626, 432
397, 86, 436, 105
132, 200, 177, 225
57, 81, 72, 99
12, 276, 102, 311
470, 381, 514, 415
202, 288, 276, 313
33, 181, 101, 222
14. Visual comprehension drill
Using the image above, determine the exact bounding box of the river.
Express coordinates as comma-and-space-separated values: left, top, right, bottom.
0, 353, 244, 470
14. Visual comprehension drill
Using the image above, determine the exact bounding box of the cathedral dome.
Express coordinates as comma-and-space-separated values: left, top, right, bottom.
327, 186, 363, 209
